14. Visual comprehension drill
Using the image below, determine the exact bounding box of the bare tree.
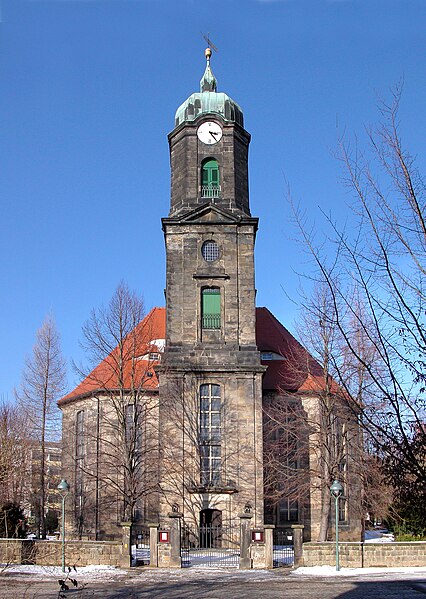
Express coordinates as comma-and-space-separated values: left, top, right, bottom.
263, 283, 363, 541
290, 86, 426, 529
72, 282, 160, 536
16, 316, 66, 538
0, 399, 30, 507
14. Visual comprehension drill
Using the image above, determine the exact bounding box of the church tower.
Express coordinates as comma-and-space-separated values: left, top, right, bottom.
158, 49, 265, 528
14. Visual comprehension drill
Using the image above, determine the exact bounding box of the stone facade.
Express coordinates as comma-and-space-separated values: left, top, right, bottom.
58, 53, 363, 545
158, 61, 266, 529
61, 392, 160, 540
168, 120, 250, 216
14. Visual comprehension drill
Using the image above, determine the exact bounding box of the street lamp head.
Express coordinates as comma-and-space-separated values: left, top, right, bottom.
330, 479, 344, 498
57, 479, 70, 496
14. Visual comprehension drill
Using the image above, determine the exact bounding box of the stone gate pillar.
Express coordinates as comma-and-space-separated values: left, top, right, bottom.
148, 523, 159, 568
264, 525, 275, 569
291, 524, 304, 567
120, 521, 132, 568
239, 511, 253, 569
168, 510, 183, 568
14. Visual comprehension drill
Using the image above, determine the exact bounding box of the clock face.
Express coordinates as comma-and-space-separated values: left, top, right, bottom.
197, 121, 223, 145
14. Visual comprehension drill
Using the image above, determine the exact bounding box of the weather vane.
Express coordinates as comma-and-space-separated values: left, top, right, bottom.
202, 33, 219, 53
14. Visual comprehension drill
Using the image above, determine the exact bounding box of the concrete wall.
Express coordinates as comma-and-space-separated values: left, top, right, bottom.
0, 539, 126, 567
303, 542, 426, 568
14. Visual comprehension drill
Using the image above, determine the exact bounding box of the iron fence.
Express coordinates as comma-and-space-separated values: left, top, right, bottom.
131, 525, 150, 566
181, 523, 239, 568
273, 529, 294, 567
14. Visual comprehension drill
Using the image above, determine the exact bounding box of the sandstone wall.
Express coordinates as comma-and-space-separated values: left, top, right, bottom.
302, 542, 426, 568
0, 539, 126, 568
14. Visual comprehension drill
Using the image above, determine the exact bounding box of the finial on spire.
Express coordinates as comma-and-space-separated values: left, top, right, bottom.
200, 45, 217, 93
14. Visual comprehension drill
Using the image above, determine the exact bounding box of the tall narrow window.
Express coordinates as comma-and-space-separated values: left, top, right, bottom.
124, 403, 143, 520
279, 498, 299, 523
201, 159, 220, 198
202, 287, 221, 329
200, 384, 221, 486
75, 410, 84, 512
124, 404, 142, 459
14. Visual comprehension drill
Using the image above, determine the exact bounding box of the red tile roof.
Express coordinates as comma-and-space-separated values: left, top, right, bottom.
59, 307, 166, 406
60, 306, 338, 406
256, 307, 341, 394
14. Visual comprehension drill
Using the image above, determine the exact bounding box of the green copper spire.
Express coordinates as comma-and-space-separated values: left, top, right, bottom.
174, 48, 244, 128
200, 47, 217, 92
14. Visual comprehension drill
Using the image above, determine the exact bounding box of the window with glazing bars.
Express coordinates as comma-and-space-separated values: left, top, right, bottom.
201, 240, 220, 262
201, 159, 220, 197
279, 498, 299, 523
201, 287, 221, 329
200, 384, 221, 486
125, 403, 142, 455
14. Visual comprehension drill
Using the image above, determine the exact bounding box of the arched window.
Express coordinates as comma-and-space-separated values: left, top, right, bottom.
200, 384, 221, 486
201, 159, 221, 198
201, 287, 221, 329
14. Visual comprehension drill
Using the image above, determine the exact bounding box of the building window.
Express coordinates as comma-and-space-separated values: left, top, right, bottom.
279, 498, 299, 523
124, 403, 142, 457
336, 421, 348, 523
201, 287, 221, 329
75, 410, 84, 511
201, 240, 220, 262
200, 384, 221, 486
339, 497, 347, 523
201, 159, 221, 198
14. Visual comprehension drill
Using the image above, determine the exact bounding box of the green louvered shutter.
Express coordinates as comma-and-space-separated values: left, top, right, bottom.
202, 288, 221, 329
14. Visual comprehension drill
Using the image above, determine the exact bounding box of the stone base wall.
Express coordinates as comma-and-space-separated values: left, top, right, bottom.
303, 542, 426, 568
0, 539, 125, 568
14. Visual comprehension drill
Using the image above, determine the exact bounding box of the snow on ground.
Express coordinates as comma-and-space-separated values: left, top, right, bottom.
1, 563, 426, 582
364, 529, 395, 543
0, 564, 129, 581
290, 566, 426, 580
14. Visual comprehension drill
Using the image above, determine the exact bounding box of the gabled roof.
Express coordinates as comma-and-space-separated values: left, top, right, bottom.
59, 307, 165, 406
256, 307, 341, 394
60, 306, 338, 406
162, 203, 258, 226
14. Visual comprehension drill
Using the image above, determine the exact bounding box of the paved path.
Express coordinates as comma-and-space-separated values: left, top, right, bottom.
0, 568, 425, 598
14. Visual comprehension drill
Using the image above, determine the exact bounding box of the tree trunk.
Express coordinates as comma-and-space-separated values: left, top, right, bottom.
318, 485, 331, 541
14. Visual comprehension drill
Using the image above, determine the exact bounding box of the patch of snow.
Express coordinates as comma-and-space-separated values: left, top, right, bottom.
1, 564, 128, 580
291, 565, 426, 579
3, 563, 426, 583
364, 529, 395, 543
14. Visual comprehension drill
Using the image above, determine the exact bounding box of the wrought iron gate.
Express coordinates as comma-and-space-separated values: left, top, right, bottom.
273, 529, 294, 567
181, 523, 240, 568
131, 525, 150, 566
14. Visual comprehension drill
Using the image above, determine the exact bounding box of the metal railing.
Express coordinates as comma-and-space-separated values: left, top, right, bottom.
273, 529, 294, 567
201, 185, 221, 198
181, 524, 239, 568
202, 314, 221, 329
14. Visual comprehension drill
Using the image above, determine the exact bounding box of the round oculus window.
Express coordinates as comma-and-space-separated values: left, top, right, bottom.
201, 240, 220, 262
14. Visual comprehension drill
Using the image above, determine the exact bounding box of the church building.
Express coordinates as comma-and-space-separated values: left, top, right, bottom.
59, 50, 362, 545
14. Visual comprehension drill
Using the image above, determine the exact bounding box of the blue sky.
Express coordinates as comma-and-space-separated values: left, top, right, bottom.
1, 0, 425, 398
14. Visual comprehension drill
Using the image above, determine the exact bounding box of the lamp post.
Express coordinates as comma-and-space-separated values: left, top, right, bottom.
330, 479, 344, 571
57, 479, 70, 573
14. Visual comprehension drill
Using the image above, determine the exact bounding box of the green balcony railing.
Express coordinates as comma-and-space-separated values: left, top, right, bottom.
201, 184, 221, 198
202, 313, 221, 329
